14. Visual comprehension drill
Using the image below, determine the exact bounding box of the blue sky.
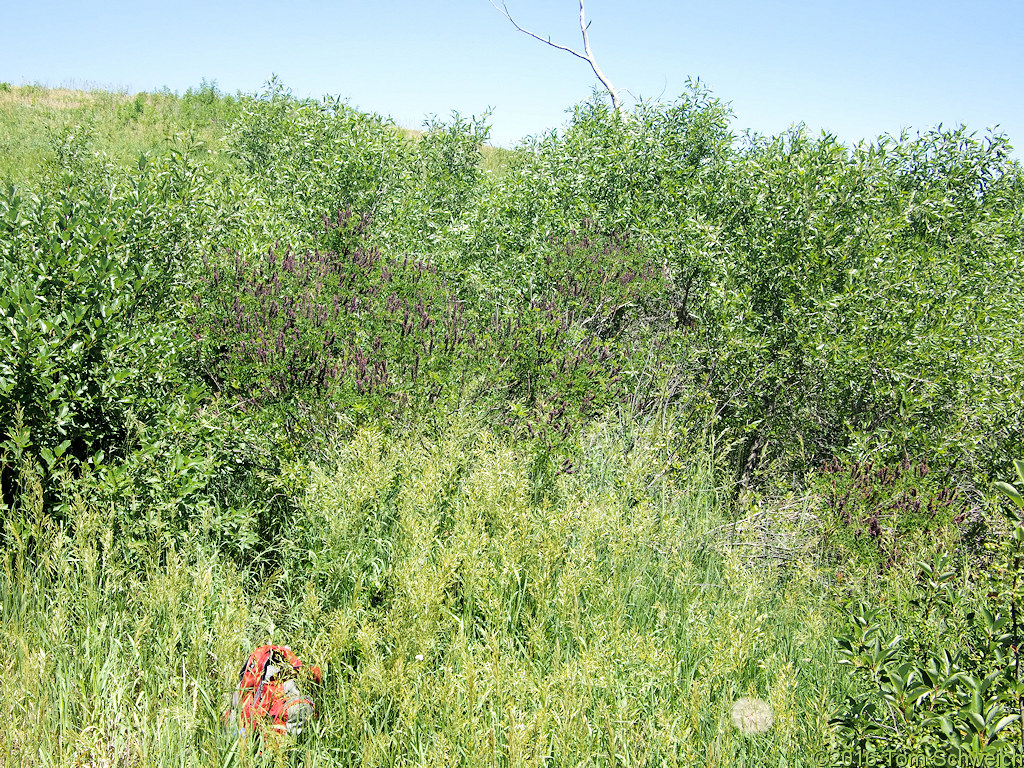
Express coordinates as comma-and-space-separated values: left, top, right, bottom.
3, 1, 1022, 153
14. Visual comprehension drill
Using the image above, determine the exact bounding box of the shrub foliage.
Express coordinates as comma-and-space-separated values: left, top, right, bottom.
1, 80, 1022, 763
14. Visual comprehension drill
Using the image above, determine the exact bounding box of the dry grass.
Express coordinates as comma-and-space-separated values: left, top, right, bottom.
0, 86, 108, 110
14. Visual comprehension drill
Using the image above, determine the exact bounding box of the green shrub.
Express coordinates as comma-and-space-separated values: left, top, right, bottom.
705, 127, 1024, 483
224, 78, 408, 246
462, 81, 733, 269
117, 91, 147, 123
0, 125, 224, 525
179, 78, 239, 127
388, 110, 490, 248
829, 460, 1024, 759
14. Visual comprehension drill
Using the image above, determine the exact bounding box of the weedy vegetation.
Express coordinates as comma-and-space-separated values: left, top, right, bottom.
1, 78, 1022, 766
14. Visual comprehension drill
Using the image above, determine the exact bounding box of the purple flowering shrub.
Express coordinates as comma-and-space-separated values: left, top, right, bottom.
817, 456, 966, 571
189, 211, 681, 450
486, 224, 677, 450
190, 209, 448, 411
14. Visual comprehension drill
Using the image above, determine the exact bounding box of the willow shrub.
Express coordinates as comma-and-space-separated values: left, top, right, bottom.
224, 78, 409, 249
460, 82, 734, 278
456, 91, 1024, 487
707, 127, 1024, 482
475, 96, 1023, 484
387, 111, 491, 251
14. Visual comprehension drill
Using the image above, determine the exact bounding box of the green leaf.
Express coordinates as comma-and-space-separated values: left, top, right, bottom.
964, 711, 986, 733
905, 684, 930, 707
937, 715, 956, 736
994, 481, 1023, 509
990, 714, 1019, 738
38, 445, 55, 469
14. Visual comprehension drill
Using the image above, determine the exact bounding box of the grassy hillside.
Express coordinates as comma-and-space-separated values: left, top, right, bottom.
0, 82, 242, 185
1, 82, 1022, 766
0, 82, 510, 187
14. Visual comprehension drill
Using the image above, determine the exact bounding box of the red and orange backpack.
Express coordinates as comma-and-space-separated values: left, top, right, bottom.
224, 644, 322, 738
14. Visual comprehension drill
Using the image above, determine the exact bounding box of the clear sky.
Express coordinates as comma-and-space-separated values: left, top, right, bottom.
3, 1, 1022, 153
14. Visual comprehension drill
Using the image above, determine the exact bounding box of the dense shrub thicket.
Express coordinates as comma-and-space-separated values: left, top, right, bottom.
1, 81, 1022, 763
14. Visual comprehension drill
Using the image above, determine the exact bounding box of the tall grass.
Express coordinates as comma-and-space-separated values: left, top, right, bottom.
1, 412, 844, 766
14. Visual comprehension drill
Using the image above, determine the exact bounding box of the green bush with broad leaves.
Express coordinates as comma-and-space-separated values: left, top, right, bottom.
224, 77, 409, 248
461, 82, 733, 275
830, 461, 1024, 759
449, 88, 1024, 490
0, 124, 222, 523
388, 111, 491, 251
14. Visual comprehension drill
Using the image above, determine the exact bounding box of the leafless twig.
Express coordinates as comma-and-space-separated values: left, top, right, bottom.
490, 0, 621, 111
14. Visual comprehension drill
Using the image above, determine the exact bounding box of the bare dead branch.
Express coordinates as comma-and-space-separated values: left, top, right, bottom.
575, 0, 620, 110
490, 0, 589, 62
490, 0, 621, 111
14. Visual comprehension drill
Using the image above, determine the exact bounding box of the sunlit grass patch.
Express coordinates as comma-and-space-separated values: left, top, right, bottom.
275, 416, 846, 764
0, 412, 848, 764
0, 84, 234, 186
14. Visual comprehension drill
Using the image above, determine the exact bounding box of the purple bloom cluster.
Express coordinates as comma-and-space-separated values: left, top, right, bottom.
190, 212, 679, 446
